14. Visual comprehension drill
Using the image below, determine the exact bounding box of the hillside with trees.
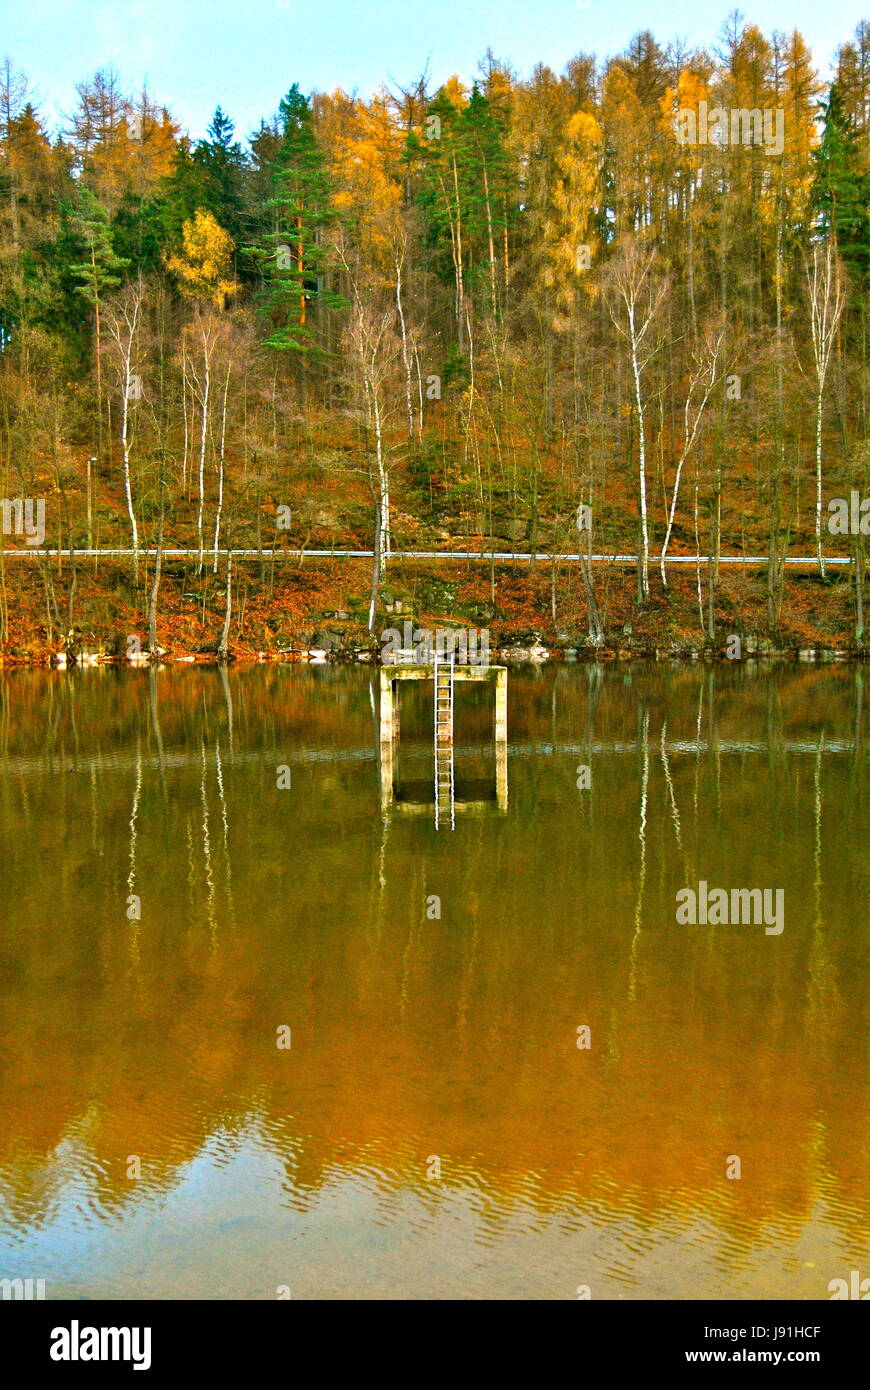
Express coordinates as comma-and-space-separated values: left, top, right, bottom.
2, 17, 870, 661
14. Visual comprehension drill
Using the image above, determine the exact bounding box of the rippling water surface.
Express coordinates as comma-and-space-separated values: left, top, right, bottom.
0, 663, 867, 1299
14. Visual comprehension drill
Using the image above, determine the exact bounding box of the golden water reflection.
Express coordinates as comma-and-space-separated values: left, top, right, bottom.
0, 664, 867, 1298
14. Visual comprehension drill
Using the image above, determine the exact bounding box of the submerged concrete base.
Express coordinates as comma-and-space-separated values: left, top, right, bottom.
379, 664, 507, 815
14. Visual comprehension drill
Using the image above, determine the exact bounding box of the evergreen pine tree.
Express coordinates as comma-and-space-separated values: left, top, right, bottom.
255, 85, 346, 360
813, 82, 870, 286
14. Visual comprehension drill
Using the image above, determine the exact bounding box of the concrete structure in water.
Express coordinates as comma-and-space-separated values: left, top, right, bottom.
378, 661, 508, 822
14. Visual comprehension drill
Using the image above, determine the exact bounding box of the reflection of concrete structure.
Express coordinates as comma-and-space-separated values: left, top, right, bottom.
389, 782, 507, 818
378, 662, 508, 823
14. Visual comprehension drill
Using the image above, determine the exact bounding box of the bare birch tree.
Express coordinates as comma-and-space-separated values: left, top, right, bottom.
212, 360, 232, 572
341, 265, 402, 631
805, 242, 845, 579
105, 277, 144, 580
183, 311, 222, 577
660, 322, 725, 586
605, 240, 667, 603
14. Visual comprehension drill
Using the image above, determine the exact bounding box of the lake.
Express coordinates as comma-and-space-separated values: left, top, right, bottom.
0, 662, 867, 1299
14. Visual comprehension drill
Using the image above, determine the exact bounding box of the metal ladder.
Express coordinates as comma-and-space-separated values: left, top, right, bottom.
433, 652, 455, 830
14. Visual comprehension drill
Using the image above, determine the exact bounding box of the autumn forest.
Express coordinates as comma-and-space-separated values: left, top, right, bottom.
2, 16, 870, 659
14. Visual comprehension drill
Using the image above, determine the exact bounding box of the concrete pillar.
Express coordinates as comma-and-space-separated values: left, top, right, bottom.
494, 668, 508, 743
379, 670, 394, 743
379, 672, 394, 814
494, 669, 508, 808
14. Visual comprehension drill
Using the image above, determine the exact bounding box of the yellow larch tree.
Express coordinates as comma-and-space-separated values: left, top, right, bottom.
165, 208, 238, 309
544, 109, 604, 329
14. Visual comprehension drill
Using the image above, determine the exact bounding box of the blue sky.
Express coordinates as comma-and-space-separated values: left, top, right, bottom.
6, 0, 869, 142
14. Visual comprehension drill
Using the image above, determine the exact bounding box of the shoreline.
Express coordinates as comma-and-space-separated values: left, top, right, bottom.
2, 557, 866, 670
0, 642, 865, 670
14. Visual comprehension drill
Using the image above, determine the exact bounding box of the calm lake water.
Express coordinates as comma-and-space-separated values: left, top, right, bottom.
0, 663, 867, 1300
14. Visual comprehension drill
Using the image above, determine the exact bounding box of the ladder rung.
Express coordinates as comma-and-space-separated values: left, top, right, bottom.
434, 656, 455, 830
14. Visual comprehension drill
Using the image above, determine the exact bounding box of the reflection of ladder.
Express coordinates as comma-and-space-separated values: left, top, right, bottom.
434, 652, 455, 830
